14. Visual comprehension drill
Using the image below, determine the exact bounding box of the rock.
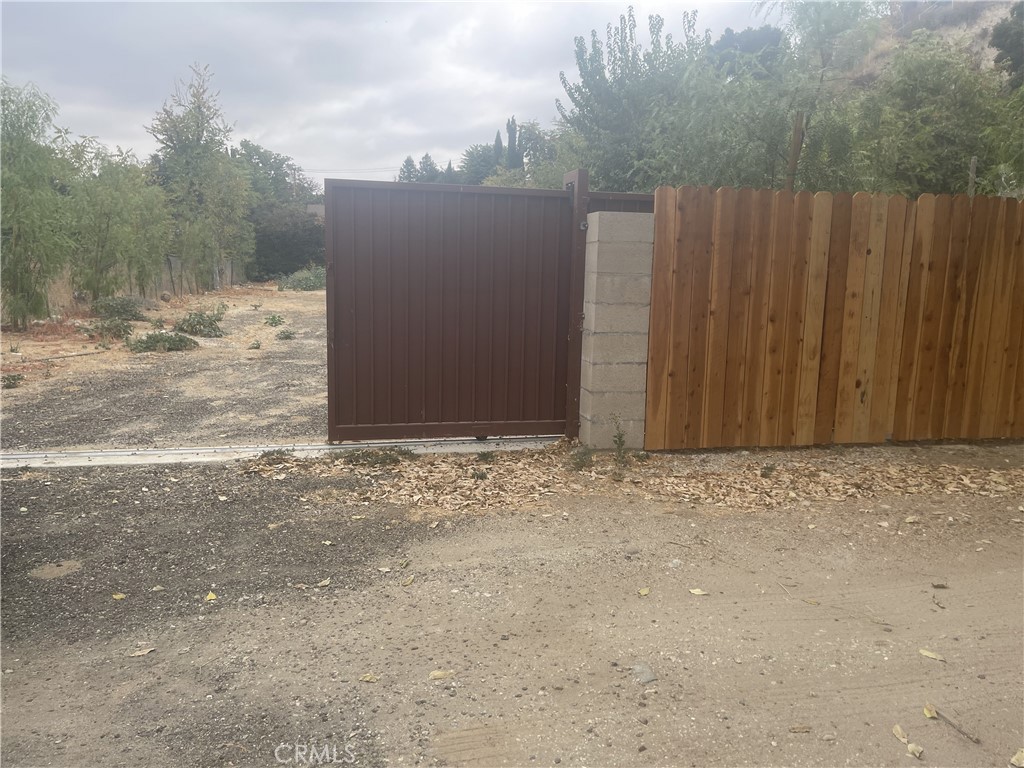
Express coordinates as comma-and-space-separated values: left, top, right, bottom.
632, 663, 657, 684
160, 291, 172, 302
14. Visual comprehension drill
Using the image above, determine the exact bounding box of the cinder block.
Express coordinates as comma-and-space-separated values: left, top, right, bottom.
580, 415, 646, 450
581, 331, 650, 365
579, 389, 647, 422
584, 301, 651, 334
587, 242, 654, 276
589, 274, 652, 306
586, 212, 655, 245
582, 361, 648, 393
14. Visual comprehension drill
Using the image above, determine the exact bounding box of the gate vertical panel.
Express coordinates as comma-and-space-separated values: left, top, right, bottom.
326, 179, 573, 441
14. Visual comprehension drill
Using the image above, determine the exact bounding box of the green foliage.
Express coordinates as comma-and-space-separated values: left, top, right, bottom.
93, 296, 146, 321
2, 374, 26, 389
460, 143, 501, 185
277, 264, 326, 291
127, 331, 199, 352
173, 310, 225, 337
477, 451, 497, 463
0, 80, 76, 329
89, 318, 133, 341
342, 447, 415, 466
275, 329, 296, 340
568, 445, 595, 471
147, 64, 254, 291
264, 314, 285, 327
991, 2, 1024, 90
612, 417, 629, 467
398, 156, 419, 182
248, 340, 261, 350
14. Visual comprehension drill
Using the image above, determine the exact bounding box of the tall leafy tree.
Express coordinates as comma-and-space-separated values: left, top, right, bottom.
0, 80, 76, 328
70, 145, 171, 299
417, 153, 442, 182
459, 143, 501, 185
991, 2, 1024, 90
397, 155, 419, 182
147, 64, 253, 290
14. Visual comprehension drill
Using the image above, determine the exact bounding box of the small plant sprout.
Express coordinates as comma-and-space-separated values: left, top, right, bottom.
265, 314, 285, 327
276, 329, 296, 340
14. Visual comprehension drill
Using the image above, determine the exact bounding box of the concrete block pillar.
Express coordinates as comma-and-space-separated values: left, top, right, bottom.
578, 212, 654, 449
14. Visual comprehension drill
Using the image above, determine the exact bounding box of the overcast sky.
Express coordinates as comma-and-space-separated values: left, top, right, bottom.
3, 1, 765, 187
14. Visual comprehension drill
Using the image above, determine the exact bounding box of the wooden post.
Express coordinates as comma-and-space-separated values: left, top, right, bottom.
784, 111, 805, 192
564, 169, 590, 440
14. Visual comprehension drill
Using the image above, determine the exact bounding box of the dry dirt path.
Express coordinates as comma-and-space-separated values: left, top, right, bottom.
1, 286, 328, 452
2, 444, 1022, 768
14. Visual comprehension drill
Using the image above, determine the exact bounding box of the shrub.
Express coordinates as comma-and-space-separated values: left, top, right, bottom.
276, 329, 296, 340
264, 314, 285, 327
278, 264, 327, 291
88, 318, 133, 341
343, 447, 415, 466
127, 331, 199, 353
93, 296, 145, 321
2, 374, 25, 389
173, 311, 224, 338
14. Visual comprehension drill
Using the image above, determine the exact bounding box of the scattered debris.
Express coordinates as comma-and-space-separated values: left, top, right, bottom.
112, 593, 126, 600
919, 649, 946, 662
205, 591, 217, 602
924, 702, 981, 744
316, 578, 331, 588
1010, 748, 1024, 768
908, 743, 924, 759
893, 724, 909, 744
401, 575, 415, 587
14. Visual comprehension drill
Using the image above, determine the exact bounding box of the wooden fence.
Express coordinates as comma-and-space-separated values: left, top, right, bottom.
645, 187, 1023, 450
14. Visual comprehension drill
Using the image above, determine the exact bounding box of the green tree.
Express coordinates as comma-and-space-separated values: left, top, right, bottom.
417, 153, 442, 182
397, 155, 418, 182
459, 143, 501, 185
991, 1, 1024, 90
0, 80, 76, 329
147, 64, 254, 290
850, 31, 1009, 196
70, 145, 171, 299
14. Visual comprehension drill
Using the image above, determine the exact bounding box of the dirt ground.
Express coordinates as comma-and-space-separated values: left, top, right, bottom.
1, 286, 328, 451
1, 287, 1023, 768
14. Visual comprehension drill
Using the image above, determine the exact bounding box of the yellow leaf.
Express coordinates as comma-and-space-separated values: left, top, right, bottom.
112, 593, 127, 600
322, 540, 333, 546
919, 648, 945, 662
802, 598, 820, 605
638, 587, 651, 596
1010, 748, 1024, 768
923, 703, 937, 719
359, 673, 378, 683
689, 588, 709, 596
205, 591, 217, 602
428, 521, 439, 529
907, 743, 924, 759
401, 575, 415, 587
429, 669, 455, 680
400, 559, 410, 569
893, 724, 909, 744
317, 578, 331, 587
129, 647, 156, 657
351, 515, 366, 520
150, 585, 165, 592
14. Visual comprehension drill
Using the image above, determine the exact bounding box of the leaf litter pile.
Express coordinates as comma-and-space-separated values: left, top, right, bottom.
243, 441, 1024, 514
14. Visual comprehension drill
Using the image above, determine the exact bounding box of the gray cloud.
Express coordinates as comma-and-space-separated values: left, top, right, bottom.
2, 1, 760, 186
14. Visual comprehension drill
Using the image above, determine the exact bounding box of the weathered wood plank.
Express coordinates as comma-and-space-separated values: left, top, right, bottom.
851, 194, 889, 442
979, 199, 1018, 437
721, 188, 756, 446
683, 187, 717, 448
795, 192, 833, 445
741, 189, 777, 446
702, 188, 738, 447
778, 191, 814, 445
759, 191, 795, 445
643, 187, 678, 450
814, 192, 854, 444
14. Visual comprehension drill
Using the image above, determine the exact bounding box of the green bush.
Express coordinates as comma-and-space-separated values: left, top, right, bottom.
127, 331, 199, 353
173, 311, 224, 338
89, 318, 133, 340
2, 374, 25, 389
276, 329, 296, 340
93, 296, 145, 321
264, 314, 285, 327
278, 264, 326, 291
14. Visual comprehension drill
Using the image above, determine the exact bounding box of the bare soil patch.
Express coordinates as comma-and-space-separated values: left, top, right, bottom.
2, 444, 1022, 767
1, 285, 328, 451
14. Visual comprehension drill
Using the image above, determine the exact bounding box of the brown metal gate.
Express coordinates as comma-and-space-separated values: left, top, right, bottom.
325, 178, 577, 441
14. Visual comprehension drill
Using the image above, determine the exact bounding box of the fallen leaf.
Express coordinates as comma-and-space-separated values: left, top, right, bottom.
907, 743, 924, 759
112, 593, 126, 600
893, 724, 909, 744
429, 669, 455, 680
689, 588, 709, 596
205, 591, 217, 602
316, 578, 331, 588
802, 598, 820, 606
351, 515, 365, 520
218, 495, 228, 501
428, 521, 439, 529
919, 648, 946, 662
931, 583, 948, 589
789, 725, 812, 733
400, 559, 410, 569
923, 703, 937, 719
904, 516, 921, 524
877, 521, 890, 528
401, 575, 415, 587
322, 540, 333, 546
638, 587, 651, 597
129, 647, 156, 657
150, 585, 165, 592
358, 673, 378, 683
1010, 748, 1024, 768
293, 583, 309, 590
378, 567, 391, 574
807, 524, 817, 529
